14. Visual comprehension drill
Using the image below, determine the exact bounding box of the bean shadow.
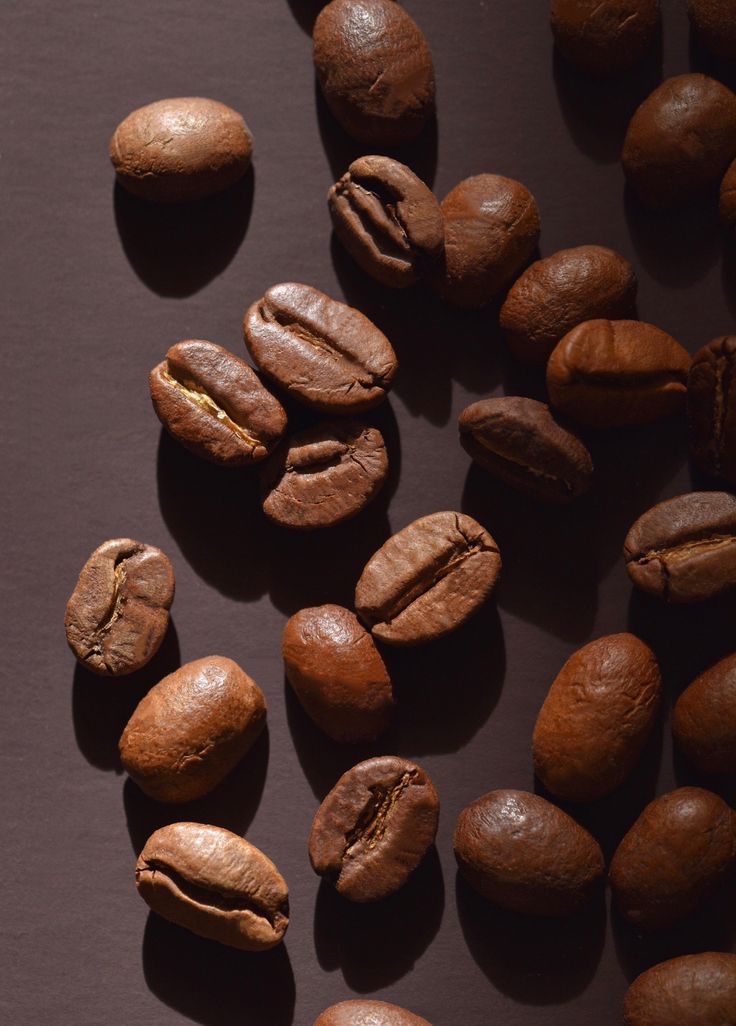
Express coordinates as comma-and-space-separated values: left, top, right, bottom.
284, 0, 324, 33
689, 27, 736, 94
672, 742, 736, 804
723, 237, 736, 319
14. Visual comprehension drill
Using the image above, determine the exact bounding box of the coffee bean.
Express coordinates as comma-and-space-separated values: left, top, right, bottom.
136, 822, 288, 950
355, 511, 501, 645
721, 159, 736, 229
65, 539, 174, 676
314, 1001, 433, 1026
243, 283, 398, 414
550, 0, 660, 75
328, 155, 443, 288
623, 491, 736, 603
453, 789, 604, 917
546, 319, 691, 428
308, 755, 439, 901
673, 652, 736, 775
500, 245, 637, 366
110, 97, 253, 203
120, 656, 266, 803
688, 0, 736, 60
458, 396, 593, 504
688, 336, 736, 485
624, 952, 736, 1026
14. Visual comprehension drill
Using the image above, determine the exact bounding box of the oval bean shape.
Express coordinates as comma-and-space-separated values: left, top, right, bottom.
624, 952, 736, 1026
722, 159, 736, 229
551, 0, 661, 75
315, 1001, 434, 1026
673, 652, 736, 774
688, 335, 736, 485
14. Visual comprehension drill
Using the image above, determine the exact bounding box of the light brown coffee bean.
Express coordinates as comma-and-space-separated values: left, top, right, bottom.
673, 652, 736, 775
314, 1001, 433, 1026
551, 0, 661, 75
624, 952, 736, 1026
721, 159, 736, 229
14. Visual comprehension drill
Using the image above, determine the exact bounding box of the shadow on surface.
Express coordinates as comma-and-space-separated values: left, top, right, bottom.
689, 28, 736, 93
284, 0, 324, 33
723, 237, 736, 319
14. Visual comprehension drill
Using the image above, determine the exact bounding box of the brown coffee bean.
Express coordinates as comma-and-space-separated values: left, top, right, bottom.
328, 156, 443, 288
610, 787, 736, 930
110, 97, 253, 203
624, 952, 736, 1026
623, 491, 736, 603
458, 396, 593, 504
551, 0, 661, 75
120, 656, 266, 803
261, 420, 388, 530
355, 511, 501, 645
622, 74, 736, 208
308, 755, 439, 901
688, 336, 736, 485
546, 319, 691, 428
533, 633, 661, 803
721, 159, 736, 229
689, 0, 736, 60
243, 283, 398, 414
283, 604, 394, 742
314, 1001, 433, 1026
65, 539, 175, 676
453, 789, 604, 917
136, 822, 288, 950
500, 245, 637, 367
673, 652, 736, 774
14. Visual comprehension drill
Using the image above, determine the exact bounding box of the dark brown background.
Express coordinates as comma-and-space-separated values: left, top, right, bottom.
3, 1, 736, 1023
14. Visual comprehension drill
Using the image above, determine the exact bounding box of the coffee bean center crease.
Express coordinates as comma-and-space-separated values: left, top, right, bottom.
162, 370, 263, 448
344, 770, 416, 857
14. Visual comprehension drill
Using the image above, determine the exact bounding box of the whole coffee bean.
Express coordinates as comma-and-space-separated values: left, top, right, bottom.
688, 336, 736, 485
244, 283, 398, 414
623, 491, 736, 603
624, 952, 736, 1026
65, 539, 175, 676
314, 1001, 433, 1026
308, 755, 439, 901
551, 0, 660, 75
610, 786, 736, 930
673, 652, 736, 774
313, 0, 435, 147
261, 420, 388, 530
355, 511, 501, 645
533, 633, 661, 803
721, 159, 736, 229
120, 656, 266, 803
546, 319, 691, 428
689, 0, 736, 60
110, 97, 253, 203
150, 340, 287, 466
283, 604, 394, 742
328, 156, 444, 288
500, 245, 637, 367
453, 789, 604, 917
458, 396, 593, 504
136, 822, 288, 950
622, 74, 736, 208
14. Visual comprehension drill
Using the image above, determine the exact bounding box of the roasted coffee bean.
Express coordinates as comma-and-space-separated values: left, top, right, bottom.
150, 340, 287, 466
622, 74, 736, 208
688, 336, 736, 485
65, 539, 174, 676
624, 952, 736, 1026
283, 604, 394, 742
355, 511, 501, 645
120, 656, 266, 803
453, 789, 604, 917
533, 633, 661, 802
261, 420, 388, 530
500, 245, 637, 367
110, 97, 253, 203
551, 0, 660, 75
623, 491, 736, 603
546, 319, 691, 428
328, 156, 444, 288
244, 283, 397, 414
610, 786, 736, 930
458, 396, 593, 504
673, 652, 736, 775
721, 159, 736, 229
308, 755, 439, 901
688, 0, 736, 60
136, 822, 288, 950
314, 1001, 433, 1026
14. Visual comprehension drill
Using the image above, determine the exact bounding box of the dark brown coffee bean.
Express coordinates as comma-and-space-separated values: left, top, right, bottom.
136, 822, 288, 950
546, 319, 691, 428
120, 656, 266, 803
453, 789, 604, 917
624, 491, 736, 603
533, 633, 661, 802
328, 155, 443, 288
622, 74, 736, 208
721, 159, 736, 229
689, 0, 736, 60
308, 755, 439, 901
150, 340, 287, 466
110, 97, 253, 203
673, 652, 736, 775
688, 336, 736, 485
610, 787, 736, 930
65, 539, 174, 676
315, 1001, 433, 1026
500, 245, 637, 367
458, 396, 593, 504
624, 952, 736, 1026
261, 420, 388, 530
243, 283, 398, 414
355, 511, 501, 645
551, 0, 661, 75
283, 604, 394, 742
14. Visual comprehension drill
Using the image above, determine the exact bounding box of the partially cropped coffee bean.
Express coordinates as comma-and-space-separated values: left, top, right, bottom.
244, 283, 398, 414
458, 396, 593, 503
315, 1001, 433, 1026
308, 755, 439, 901
721, 159, 736, 229
328, 155, 444, 288
673, 652, 736, 775
551, 0, 661, 75
150, 340, 287, 466
624, 953, 736, 1026
65, 539, 175, 676
624, 491, 736, 603
688, 336, 736, 485
136, 822, 288, 950
355, 511, 501, 645
688, 0, 736, 60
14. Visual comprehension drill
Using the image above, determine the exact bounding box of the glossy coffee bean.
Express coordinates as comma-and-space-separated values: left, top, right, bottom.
624, 952, 736, 1026
721, 159, 736, 229
688, 0, 736, 60
314, 1001, 433, 1026
688, 336, 736, 485
551, 0, 660, 75
673, 652, 736, 774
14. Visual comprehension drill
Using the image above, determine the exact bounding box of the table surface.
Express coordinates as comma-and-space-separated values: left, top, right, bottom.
3, 1, 736, 1024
